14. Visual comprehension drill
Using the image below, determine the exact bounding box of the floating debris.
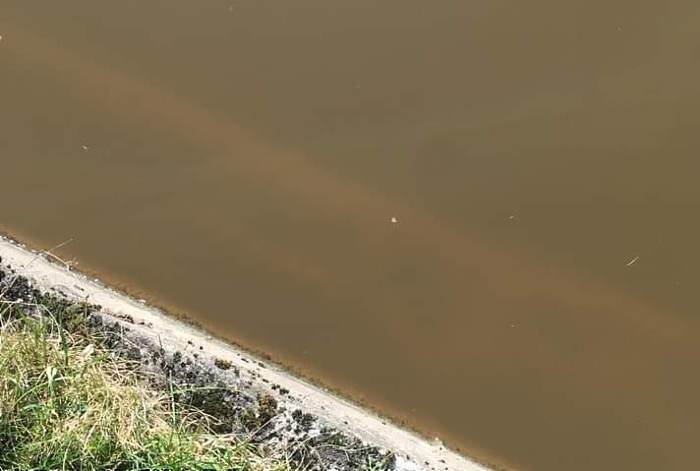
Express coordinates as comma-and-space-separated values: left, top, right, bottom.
390, 216, 398, 224
626, 255, 640, 267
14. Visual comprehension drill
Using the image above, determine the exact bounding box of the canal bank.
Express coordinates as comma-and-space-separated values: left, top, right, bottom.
0, 236, 489, 471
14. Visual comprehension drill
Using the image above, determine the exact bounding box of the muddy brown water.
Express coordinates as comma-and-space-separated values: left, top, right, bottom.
2, 2, 700, 470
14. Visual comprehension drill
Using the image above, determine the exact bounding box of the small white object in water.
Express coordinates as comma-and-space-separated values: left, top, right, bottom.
626, 255, 640, 267
390, 216, 398, 224
82, 144, 89, 151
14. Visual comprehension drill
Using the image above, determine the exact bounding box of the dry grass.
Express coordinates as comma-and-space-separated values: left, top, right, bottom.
0, 298, 288, 471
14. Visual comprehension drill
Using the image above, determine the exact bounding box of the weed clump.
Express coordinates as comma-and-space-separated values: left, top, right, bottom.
0, 269, 284, 471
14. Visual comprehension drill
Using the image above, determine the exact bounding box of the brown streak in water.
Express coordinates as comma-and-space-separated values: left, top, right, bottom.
8, 24, 688, 335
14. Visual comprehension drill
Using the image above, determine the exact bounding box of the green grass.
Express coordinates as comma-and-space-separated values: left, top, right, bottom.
0, 297, 288, 471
